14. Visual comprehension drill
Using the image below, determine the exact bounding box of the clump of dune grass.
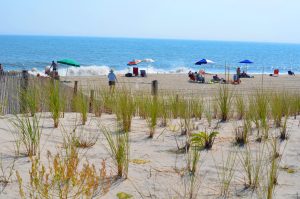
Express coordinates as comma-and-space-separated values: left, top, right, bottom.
11, 114, 41, 156
239, 144, 266, 190
115, 90, 135, 133
158, 97, 170, 127
205, 104, 213, 127
235, 116, 251, 146
146, 96, 159, 138
270, 92, 285, 128
136, 95, 147, 119
186, 146, 200, 175
191, 131, 218, 150
290, 93, 300, 119
259, 138, 284, 199
215, 150, 237, 198
93, 91, 103, 117
170, 94, 180, 119
178, 98, 193, 135
22, 81, 42, 116
191, 98, 204, 120
47, 81, 61, 128
248, 90, 270, 141
72, 126, 98, 148
235, 94, 245, 120
217, 85, 232, 122
176, 146, 201, 199
74, 89, 89, 125
100, 88, 115, 114
101, 125, 129, 178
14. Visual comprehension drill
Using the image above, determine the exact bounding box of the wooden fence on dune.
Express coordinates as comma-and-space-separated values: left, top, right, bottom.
0, 71, 22, 115
0, 71, 75, 115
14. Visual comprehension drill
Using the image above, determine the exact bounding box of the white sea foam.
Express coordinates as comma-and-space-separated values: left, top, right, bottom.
29, 65, 193, 77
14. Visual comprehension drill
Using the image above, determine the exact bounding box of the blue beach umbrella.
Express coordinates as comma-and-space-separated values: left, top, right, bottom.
239, 60, 253, 64
239, 59, 253, 73
195, 59, 214, 65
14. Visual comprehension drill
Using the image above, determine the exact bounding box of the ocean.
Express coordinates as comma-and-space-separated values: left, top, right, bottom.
0, 35, 300, 76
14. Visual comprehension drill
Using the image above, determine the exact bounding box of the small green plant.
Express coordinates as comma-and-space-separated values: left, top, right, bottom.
101, 125, 129, 178
191, 131, 219, 150
11, 114, 41, 156
217, 85, 232, 122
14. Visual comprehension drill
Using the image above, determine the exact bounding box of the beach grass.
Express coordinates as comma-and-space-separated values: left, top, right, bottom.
47, 80, 61, 128
217, 85, 233, 122
101, 125, 129, 178
11, 114, 41, 157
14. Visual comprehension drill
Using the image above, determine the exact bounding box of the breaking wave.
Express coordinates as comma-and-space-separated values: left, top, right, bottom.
28, 65, 192, 77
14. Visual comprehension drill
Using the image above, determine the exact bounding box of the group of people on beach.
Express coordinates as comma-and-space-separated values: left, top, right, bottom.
188, 67, 254, 84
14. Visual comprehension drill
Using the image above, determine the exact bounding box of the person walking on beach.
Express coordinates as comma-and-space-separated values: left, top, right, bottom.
108, 69, 117, 92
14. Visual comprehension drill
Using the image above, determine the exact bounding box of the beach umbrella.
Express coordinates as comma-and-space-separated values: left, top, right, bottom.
239, 59, 253, 73
195, 59, 214, 65
239, 60, 253, 64
127, 59, 142, 66
57, 59, 80, 67
195, 59, 215, 82
57, 59, 80, 78
143, 58, 155, 63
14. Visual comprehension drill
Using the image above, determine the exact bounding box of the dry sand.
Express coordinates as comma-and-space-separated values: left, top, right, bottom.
0, 113, 299, 198
61, 73, 300, 97
0, 74, 300, 198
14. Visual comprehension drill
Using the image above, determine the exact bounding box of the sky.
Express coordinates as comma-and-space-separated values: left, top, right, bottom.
0, 0, 300, 43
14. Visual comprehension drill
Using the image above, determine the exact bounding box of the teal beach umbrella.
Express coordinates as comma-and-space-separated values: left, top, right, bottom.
57, 59, 80, 78
57, 59, 80, 67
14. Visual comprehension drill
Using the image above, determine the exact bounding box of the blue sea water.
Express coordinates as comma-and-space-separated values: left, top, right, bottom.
0, 35, 300, 76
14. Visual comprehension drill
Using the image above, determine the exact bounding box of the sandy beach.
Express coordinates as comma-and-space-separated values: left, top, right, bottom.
61, 73, 300, 96
0, 73, 300, 198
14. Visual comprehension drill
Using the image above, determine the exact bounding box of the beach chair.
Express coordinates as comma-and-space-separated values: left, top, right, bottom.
270, 69, 279, 77
140, 70, 146, 77
133, 67, 139, 76
288, 70, 295, 76
188, 72, 196, 81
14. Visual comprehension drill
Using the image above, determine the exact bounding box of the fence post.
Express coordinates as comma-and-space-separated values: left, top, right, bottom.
89, 90, 94, 113
73, 81, 78, 96
20, 70, 29, 113
151, 80, 158, 96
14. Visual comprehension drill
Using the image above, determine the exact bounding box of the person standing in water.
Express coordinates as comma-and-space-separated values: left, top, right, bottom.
49, 61, 59, 79
108, 69, 117, 92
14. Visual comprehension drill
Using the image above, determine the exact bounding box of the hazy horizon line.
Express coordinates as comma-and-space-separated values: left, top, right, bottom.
0, 33, 299, 45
